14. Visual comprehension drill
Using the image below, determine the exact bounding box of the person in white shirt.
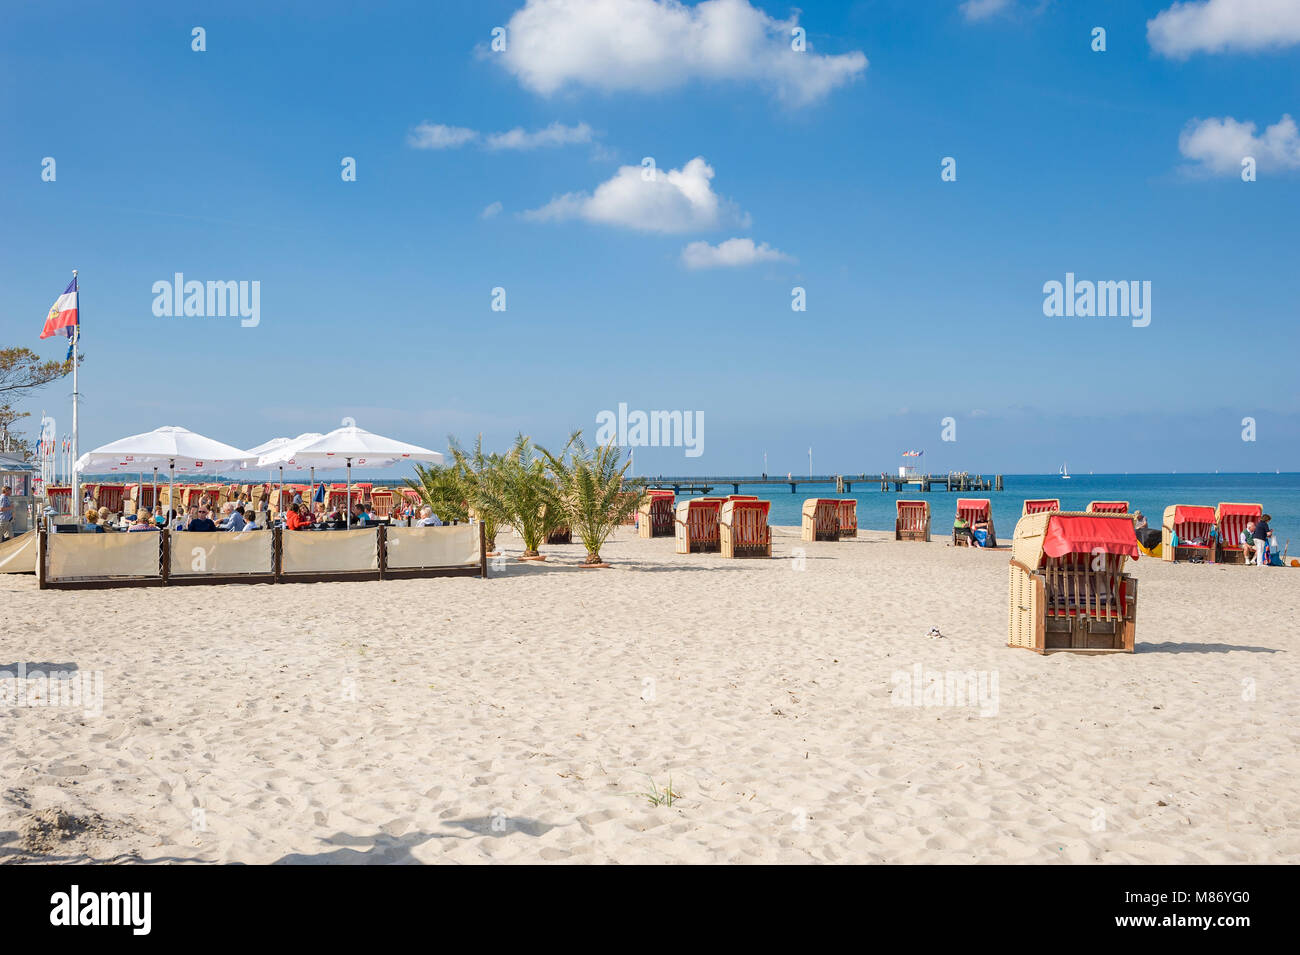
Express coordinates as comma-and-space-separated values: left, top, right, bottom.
416, 505, 443, 526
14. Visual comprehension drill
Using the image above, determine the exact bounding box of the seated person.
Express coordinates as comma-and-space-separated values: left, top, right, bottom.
1240, 521, 1256, 562
243, 511, 263, 530
285, 503, 314, 530
127, 509, 158, 531
416, 505, 443, 527
82, 509, 105, 533
222, 505, 247, 532
953, 515, 974, 545
185, 508, 218, 532
972, 519, 990, 547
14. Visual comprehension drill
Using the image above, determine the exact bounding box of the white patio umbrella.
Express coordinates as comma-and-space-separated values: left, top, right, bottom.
75, 426, 257, 524
240, 433, 324, 518
258, 425, 444, 528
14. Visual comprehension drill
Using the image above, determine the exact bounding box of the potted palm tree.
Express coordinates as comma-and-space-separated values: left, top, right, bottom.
540, 431, 645, 567
447, 435, 506, 554
404, 460, 469, 524
476, 435, 564, 559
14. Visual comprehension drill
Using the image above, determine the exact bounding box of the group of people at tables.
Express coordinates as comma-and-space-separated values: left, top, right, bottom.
75, 489, 444, 534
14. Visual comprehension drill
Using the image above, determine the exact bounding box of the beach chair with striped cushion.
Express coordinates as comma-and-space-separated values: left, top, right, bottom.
637, 490, 675, 539
1022, 499, 1060, 516
1215, 502, 1262, 565
837, 499, 857, 539
1086, 501, 1129, 514
369, 489, 394, 517
720, 499, 771, 558
675, 498, 721, 554
1161, 504, 1217, 563
895, 500, 930, 542
953, 498, 996, 547
801, 498, 840, 542
1008, 511, 1139, 653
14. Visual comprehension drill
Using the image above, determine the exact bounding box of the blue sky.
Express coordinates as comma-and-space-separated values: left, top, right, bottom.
3, 0, 1298, 477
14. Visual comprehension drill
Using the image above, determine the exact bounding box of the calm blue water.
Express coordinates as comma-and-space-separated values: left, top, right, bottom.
712, 473, 1300, 538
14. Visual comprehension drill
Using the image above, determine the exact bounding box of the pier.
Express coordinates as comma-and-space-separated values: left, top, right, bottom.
643, 472, 1003, 495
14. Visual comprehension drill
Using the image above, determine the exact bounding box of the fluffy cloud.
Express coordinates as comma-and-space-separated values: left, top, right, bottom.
523, 157, 748, 233
485, 121, 594, 150
409, 121, 593, 151
494, 0, 868, 105
1148, 0, 1300, 57
1179, 114, 1300, 175
681, 237, 792, 269
408, 123, 479, 149
481, 201, 504, 218
960, 0, 1012, 22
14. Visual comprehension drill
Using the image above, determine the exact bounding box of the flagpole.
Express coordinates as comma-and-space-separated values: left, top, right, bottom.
70, 270, 80, 515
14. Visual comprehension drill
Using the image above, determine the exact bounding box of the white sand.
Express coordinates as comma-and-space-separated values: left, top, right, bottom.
2, 526, 1297, 864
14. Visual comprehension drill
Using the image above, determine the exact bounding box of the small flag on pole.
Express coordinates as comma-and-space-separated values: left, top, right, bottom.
40, 277, 80, 341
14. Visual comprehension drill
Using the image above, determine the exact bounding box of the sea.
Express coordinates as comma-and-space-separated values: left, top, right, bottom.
702, 473, 1300, 540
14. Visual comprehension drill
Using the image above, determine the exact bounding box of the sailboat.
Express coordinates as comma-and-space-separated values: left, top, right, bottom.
1060, 461, 1070, 480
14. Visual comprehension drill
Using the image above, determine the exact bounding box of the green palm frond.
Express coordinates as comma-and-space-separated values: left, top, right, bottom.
540, 431, 645, 564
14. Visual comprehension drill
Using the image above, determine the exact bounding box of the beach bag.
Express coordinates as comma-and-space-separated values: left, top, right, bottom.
973, 528, 988, 547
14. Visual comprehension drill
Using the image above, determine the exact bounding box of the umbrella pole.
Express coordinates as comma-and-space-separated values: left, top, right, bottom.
346, 459, 352, 529
152, 466, 158, 515
168, 460, 175, 527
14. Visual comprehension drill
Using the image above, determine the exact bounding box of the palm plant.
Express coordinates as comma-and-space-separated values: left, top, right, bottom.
447, 435, 506, 552
474, 434, 565, 558
540, 431, 645, 565
404, 461, 469, 524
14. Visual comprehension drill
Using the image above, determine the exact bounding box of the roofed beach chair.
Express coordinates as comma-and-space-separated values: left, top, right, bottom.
801, 498, 840, 542
1021, 499, 1060, 516
1215, 502, 1262, 565
369, 489, 394, 517
953, 498, 996, 548
837, 499, 857, 538
1086, 501, 1129, 514
895, 500, 930, 542
1008, 511, 1139, 653
675, 498, 721, 554
637, 490, 675, 539
546, 525, 572, 544
1162, 505, 1217, 563
720, 499, 771, 558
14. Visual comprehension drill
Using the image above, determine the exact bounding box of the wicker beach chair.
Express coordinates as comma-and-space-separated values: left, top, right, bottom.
720, 499, 771, 558
369, 489, 394, 517
953, 498, 996, 547
675, 498, 722, 554
837, 499, 857, 539
546, 526, 572, 544
895, 500, 930, 542
1215, 502, 1262, 565
801, 498, 840, 542
1161, 505, 1217, 563
1008, 511, 1139, 653
637, 490, 675, 539
1022, 498, 1060, 516
1086, 501, 1129, 514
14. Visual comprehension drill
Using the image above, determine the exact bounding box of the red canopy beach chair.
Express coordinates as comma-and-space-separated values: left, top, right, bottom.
1022, 498, 1060, 516
1086, 501, 1129, 514
1009, 511, 1139, 653
675, 498, 721, 554
1215, 502, 1262, 564
720, 499, 771, 558
1162, 505, 1217, 563
895, 500, 930, 542
801, 498, 840, 542
637, 490, 675, 538
953, 498, 996, 548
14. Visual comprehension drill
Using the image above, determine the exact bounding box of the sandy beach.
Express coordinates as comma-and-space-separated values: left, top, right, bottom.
2, 526, 1297, 864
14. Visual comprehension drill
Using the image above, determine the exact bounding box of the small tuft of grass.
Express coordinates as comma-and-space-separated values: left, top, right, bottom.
627, 775, 680, 808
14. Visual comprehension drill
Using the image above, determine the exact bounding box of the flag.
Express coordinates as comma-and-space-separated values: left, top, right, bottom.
40, 277, 79, 340
902, 450, 924, 457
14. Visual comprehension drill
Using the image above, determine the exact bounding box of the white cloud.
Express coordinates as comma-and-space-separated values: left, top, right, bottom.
1179, 114, 1300, 175
523, 156, 748, 233
409, 121, 594, 151
681, 237, 792, 269
485, 121, 594, 150
408, 123, 479, 149
481, 201, 504, 218
960, 0, 1012, 22
494, 0, 868, 105
1148, 0, 1300, 57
